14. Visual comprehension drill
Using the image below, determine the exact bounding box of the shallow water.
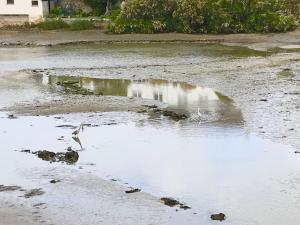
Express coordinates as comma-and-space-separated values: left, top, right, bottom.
1, 112, 300, 225
1, 43, 300, 225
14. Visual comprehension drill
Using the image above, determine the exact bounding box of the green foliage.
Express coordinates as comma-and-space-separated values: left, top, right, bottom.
84, 0, 119, 15
37, 19, 96, 31
109, 0, 297, 34
37, 19, 69, 30
69, 20, 95, 30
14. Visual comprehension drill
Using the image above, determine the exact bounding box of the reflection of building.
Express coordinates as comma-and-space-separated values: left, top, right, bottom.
127, 80, 220, 110
0, 0, 55, 26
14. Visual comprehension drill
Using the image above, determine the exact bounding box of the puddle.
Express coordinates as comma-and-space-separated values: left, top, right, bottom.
43, 75, 243, 125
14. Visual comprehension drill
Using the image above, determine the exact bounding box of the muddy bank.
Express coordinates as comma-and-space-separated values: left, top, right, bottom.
1, 29, 300, 50
0, 167, 200, 225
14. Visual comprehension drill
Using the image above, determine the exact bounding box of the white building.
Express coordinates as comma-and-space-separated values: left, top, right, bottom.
0, 0, 53, 26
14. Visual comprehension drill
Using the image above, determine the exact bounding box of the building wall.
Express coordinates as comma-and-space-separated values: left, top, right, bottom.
0, 0, 44, 23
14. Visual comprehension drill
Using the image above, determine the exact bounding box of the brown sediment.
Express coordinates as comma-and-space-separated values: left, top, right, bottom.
0, 29, 300, 50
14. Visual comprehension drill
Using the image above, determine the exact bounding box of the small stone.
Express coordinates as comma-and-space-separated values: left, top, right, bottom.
64, 151, 79, 164
125, 188, 141, 194
37, 151, 56, 161
50, 180, 60, 184
211, 213, 226, 221
161, 198, 180, 207
259, 99, 268, 102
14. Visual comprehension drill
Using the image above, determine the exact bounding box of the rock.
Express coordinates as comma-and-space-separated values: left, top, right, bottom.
125, 188, 141, 194
259, 99, 268, 102
210, 213, 226, 221
25, 149, 79, 164
64, 151, 79, 164
161, 198, 180, 207
162, 110, 188, 121
37, 150, 56, 161
50, 180, 60, 184
7, 114, 17, 119
20, 149, 31, 153
179, 205, 191, 210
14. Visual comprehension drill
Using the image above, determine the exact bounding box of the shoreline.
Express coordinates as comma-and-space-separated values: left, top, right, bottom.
1, 29, 300, 50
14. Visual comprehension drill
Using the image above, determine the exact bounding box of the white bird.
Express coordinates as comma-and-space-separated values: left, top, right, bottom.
72, 123, 83, 137
197, 107, 202, 117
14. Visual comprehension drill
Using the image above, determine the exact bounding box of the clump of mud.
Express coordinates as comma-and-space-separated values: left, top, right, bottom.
22, 149, 79, 164
160, 197, 191, 210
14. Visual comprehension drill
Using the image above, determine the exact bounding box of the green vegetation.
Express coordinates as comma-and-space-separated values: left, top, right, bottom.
84, 0, 119, 15
69, 20, 95, 30
108, 0, 297, 34
37, 19, 95, 30
37, 19, 69, 30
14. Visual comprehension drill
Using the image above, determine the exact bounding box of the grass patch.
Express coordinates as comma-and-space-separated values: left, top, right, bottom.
37, 19, 69, 30
69, 20, 95, 30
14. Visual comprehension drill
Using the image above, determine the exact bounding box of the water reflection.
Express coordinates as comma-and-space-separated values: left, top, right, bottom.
45, 76, 243, 125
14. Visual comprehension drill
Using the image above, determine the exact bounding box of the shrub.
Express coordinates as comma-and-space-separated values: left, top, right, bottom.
108, 0, 297, 34
107, 18, 154, 33
69, 20, 95, 30
173, 0, 205, 33
37, 19, 69, 30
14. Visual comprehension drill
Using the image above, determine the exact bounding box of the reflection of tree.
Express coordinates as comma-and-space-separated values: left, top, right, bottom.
80, 78, 130, 96
48, 76, 131, 96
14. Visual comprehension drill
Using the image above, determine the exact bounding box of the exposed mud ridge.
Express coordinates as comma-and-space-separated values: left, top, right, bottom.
0, 185, 21, 192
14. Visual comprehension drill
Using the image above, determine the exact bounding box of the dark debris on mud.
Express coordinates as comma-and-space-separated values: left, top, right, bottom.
7, 114, 18, 119
0, 185, 21, 192
24, 188, 45, 198
160, 197, 191, 210
125, 188, 141, 194
142, 105, 188, 121
50, 179, 61, 184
